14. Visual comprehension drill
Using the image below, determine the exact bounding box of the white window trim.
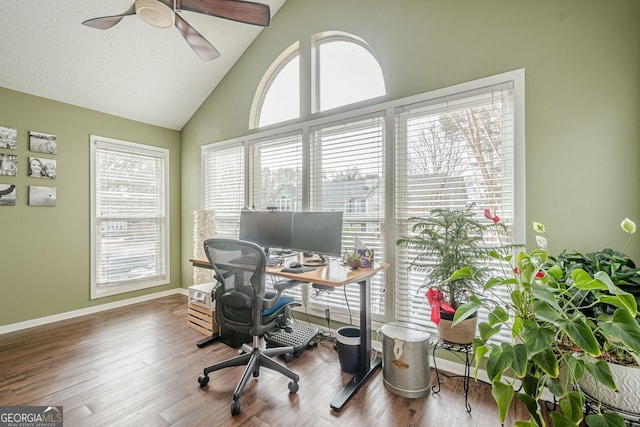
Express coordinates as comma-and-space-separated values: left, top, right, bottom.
90, 135, 170, 299
249, 42, 300, 130
311, 31, 386, 114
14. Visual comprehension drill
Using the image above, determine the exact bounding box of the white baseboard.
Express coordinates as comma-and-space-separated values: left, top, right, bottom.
0, 288, 188, 335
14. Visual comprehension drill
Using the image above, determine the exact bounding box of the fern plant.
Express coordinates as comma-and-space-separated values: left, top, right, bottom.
396, 205, 491, 313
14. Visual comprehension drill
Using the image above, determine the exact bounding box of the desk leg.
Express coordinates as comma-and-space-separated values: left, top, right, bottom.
330, 279, 382, 411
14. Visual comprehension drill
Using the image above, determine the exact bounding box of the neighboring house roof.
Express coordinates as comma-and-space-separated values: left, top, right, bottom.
269, 176, 381, 204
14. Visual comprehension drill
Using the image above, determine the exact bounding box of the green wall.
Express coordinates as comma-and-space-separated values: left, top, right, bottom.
180, 0, 640, 289
2, 0, 639, 327
0, 87, 181, 326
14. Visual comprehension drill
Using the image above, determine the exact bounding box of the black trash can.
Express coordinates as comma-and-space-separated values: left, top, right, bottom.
336, 326, 360, 374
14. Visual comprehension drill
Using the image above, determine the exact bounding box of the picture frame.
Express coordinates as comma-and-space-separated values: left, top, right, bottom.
0, 184, 16, 206
29, 131, 57, 155
1, 154, 18, 176
29, 185, 56, 207
29, 156, 56, 179
0, 126, 17, 150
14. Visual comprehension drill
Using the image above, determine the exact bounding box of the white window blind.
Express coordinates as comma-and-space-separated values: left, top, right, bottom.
91, 135, 169, 299
308, 112, 386, 320
249, 131, 303, 211
202, 142, 245, 238
394, 84, 516, 342
202, 70, 523, 332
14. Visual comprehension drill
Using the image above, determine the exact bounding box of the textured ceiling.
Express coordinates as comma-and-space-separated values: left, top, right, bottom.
0, 0, 285, 130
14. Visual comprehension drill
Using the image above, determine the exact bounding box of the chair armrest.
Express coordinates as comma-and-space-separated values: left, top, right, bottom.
263, 280, 303, 310
273, 279, 304, 293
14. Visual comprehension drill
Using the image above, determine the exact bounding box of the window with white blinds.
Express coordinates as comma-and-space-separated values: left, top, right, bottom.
308, 113, 386, 318
202, 70, 524, 332
394, 83, 518, 342
249, 131, 303, 211
202, 142, 245, 238
90, 135, 169, 299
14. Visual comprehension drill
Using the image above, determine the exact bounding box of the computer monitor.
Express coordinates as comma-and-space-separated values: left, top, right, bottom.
291, 211, 344, 264
239, 211, 293, 254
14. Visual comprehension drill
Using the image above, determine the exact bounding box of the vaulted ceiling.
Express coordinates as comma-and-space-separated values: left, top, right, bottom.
0, 0, 286, 130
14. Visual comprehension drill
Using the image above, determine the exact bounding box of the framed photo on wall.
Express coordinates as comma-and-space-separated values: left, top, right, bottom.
29, 131, 57, 155
29, 157, 56, 179
0, 184, 16, 206
29, 185, 56, 207
0, 126, 17, 150
1, 154, 18, 176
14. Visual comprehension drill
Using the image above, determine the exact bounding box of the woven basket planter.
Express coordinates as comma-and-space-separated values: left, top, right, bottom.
436, 311, 477, 345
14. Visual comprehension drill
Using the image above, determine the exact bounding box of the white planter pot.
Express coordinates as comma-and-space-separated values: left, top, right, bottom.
577, 356, 640, 416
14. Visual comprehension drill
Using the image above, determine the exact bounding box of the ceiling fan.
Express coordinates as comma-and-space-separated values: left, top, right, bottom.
82, 0, 270, 61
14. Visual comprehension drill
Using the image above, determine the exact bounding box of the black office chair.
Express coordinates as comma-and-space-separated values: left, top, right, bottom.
197, 238, 301, 415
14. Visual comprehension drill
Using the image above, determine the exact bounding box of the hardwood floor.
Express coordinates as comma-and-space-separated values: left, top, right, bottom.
0, 294, 532, 426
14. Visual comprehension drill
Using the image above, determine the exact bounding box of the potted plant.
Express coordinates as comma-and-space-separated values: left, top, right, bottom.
396, 205, 494, 344
555, 247, 640, 320
551, 224, 640, 417
451, 215, 640, 426
346, 252, 363, 269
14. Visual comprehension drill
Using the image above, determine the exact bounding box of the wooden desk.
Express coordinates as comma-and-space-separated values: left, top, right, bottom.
190, 257, 388, 412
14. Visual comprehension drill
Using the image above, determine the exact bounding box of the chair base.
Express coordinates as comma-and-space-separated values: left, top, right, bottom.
197, 336, 299, 415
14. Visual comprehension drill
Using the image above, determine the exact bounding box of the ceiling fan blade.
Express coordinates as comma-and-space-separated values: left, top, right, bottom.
179, 0, 270, 27
81, 3, 137, 30
174, 14, 221, 61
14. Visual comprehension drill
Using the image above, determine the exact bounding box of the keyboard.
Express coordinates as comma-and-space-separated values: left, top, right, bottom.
229, 254, 259, 265
230, 255, 282, 267
266, 258, 282, 267
281, 266, 316, 274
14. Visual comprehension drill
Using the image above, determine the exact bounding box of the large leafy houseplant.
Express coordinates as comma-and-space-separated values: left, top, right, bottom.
451, 215, 640, 427
556, 248, 640, 325
395, 205, 491, 324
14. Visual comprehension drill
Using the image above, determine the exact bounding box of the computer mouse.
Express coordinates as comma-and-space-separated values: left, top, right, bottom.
289, 261, 302, 268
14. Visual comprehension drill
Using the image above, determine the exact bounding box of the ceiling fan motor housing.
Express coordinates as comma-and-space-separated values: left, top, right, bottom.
135, 0, 175, 28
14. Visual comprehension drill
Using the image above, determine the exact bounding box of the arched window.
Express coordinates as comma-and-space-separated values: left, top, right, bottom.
254, 49, 300, 128
252, 32, 386, 128
314, 33, 386, 112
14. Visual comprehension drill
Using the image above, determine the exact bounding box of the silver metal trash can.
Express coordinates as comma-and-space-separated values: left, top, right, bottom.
379, 323, 432, 398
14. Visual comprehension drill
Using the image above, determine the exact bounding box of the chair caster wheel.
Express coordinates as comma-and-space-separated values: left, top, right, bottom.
231, 399, 241, 415
288, 381, 299, 394
253, 369, 260, 377
197, 374, 209, 388
283, 353, 294, 363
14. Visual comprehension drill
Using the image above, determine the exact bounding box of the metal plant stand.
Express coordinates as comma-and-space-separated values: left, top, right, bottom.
431, 338, 474, 413
584, 392, 640, 426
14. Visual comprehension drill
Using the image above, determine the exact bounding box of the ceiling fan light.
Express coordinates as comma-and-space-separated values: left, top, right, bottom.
135, 0, 175, 29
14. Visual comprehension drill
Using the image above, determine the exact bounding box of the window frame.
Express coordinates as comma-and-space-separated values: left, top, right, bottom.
203, 69, 525, 329
312, 32, 386, 114
201, 139, 246, 239
252, 32, 387, 130
90, 135, 170, 299
250, 42, 300, 130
